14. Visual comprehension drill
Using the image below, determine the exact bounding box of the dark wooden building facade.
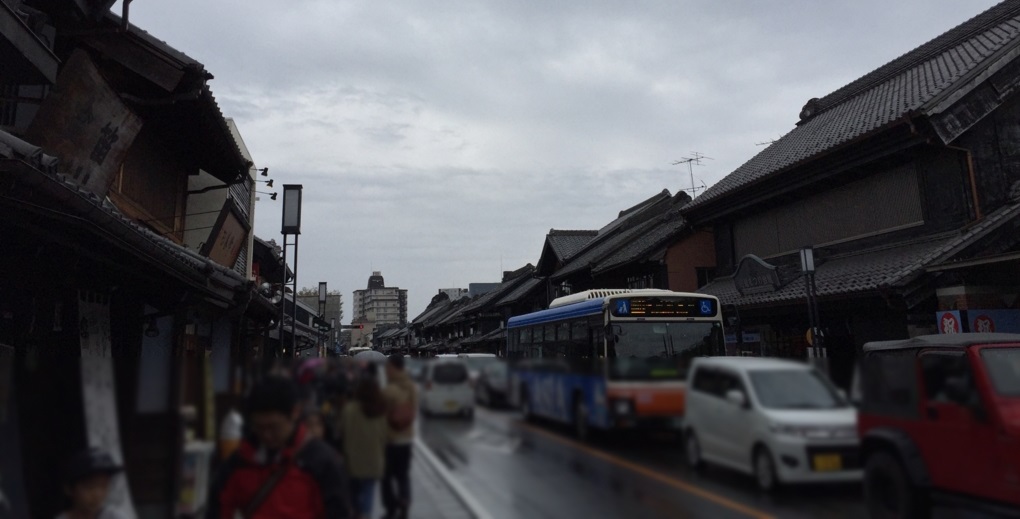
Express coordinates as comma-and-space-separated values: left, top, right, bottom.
1, 2, 274, 518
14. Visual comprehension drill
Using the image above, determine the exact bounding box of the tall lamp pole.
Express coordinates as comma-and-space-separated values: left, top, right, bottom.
281, 184, 303, 358
800, 247, 826, 369
318, 282, 327, 357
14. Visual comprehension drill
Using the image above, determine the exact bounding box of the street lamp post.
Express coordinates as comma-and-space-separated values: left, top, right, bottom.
281, 184, 303, 358
800, 247, 826, 369
318, 281, 327, 357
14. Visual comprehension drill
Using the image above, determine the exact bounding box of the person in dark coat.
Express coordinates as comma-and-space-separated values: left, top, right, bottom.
206, 376, 351, 519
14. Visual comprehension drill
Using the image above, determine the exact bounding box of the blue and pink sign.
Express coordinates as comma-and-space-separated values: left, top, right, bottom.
935, 309, 1020, 334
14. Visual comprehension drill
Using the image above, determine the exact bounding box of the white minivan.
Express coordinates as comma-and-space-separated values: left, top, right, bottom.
419, 358, 475, 419
683, 357, 860, 491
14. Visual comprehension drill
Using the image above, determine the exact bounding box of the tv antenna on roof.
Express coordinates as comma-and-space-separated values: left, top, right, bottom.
672, 152, 712, 198
755, 136, 780, 146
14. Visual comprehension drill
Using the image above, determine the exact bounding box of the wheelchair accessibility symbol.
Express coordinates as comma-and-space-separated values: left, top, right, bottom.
699, 300, 713, 315
615, 300, 630, 315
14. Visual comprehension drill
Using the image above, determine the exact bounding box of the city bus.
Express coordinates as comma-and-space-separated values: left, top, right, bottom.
507, 289, 725, 438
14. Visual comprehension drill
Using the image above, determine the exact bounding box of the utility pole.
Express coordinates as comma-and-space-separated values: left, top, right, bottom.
672, 152, 712, 198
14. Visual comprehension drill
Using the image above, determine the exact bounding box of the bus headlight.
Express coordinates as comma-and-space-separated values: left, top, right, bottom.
613, 399, 634, 417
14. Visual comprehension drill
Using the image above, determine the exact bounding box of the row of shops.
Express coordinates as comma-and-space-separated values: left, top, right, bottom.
0, 2, 302, 518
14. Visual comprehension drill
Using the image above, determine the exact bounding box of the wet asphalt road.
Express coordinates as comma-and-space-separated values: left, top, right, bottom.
419, 405, 999, 519
419, 405, 866, 519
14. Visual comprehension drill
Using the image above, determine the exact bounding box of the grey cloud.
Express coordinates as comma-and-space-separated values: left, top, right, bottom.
123, 0, 1001, 315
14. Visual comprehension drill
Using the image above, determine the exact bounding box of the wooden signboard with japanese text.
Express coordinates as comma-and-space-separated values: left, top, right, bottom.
26, 49, 143, 199
200, 200, 250, 269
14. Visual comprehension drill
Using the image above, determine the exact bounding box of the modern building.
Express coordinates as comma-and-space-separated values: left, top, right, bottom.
438, 288, 469, 300
351, 271, 408, 349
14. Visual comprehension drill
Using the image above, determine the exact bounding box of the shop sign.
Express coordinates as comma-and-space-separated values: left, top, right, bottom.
733, 255, 781, 295
25, 49, 143, 199
968, 309, 1020, 334
200, 201, 250, 269
937, 311, 962, 334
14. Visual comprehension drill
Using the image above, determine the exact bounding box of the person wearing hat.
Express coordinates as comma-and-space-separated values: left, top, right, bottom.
57, 447, 128, 519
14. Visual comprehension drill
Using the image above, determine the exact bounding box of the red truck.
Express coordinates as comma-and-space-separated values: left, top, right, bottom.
857, 333, 1020, 518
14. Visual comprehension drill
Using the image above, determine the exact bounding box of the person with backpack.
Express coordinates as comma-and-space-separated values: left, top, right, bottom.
380, 355, 417, 519
206, 376, 351, 519
339, 364, 389, 519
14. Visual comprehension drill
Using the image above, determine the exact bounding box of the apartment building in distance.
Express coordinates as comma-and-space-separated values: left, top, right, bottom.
350, 271, 408, 348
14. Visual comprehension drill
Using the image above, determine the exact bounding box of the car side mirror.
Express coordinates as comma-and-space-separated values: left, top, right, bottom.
725, 389, 747, 408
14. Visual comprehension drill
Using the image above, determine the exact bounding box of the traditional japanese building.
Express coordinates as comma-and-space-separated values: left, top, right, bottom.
687, 1, 1020, 387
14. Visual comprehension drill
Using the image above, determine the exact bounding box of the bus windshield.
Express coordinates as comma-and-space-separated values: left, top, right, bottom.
608, 321, 722, 381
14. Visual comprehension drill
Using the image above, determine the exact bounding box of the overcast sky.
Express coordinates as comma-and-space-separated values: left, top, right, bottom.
119, 0, 998, 319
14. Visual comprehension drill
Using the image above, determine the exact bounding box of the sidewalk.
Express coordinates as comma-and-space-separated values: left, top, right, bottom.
373, 440, 480, 519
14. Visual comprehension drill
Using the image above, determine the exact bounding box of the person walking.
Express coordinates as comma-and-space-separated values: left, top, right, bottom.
380, 355, 417, 519
206, 376, 351, 519
56, 447, 128, 519
339, 365, 388, 519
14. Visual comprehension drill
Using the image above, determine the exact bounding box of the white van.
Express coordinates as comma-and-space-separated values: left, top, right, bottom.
683, 357, 860, 491
457, 353, 500, 385
420, 358, 474, 419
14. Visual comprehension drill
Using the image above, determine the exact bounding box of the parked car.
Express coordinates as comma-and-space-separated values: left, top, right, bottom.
858, 333, 1020, 519
458, 353, 500, 386
475, 360, 509, 407
403, 355, 426, 382
419, 358, 475, 419
684, 357, 860, 491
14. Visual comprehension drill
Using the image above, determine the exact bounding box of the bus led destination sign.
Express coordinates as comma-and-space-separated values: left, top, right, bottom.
611, 297, 717, 318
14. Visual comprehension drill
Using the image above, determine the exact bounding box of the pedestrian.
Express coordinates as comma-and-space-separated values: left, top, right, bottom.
340, 364, 389, 519
56, 447, 128, 519
380, 355, 417, 519
320, 373, 350, 454
206, 376, 351, 519
304, 406, 326, 441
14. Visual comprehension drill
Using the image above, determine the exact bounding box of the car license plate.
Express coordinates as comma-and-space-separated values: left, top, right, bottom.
444, 400, 458, 410
812, 454, 842, 471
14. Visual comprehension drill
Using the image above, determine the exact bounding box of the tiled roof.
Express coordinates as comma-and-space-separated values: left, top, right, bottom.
547, 230, 598, 262
592, 197, 689, 276
457, 265, 535, 316
1, 154, 248, 298
598, 189, 671, 237
686, 1, 1020, 211
495, 276, 544, 307
463, 327, 505, 345
552, 192, 687, 281
699, 200, 1020, 307
412, 298, 453, 326
698, 235, 958, 307
552, 217, 660, 281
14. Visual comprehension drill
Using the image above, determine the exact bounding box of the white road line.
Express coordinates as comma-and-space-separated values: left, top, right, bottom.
413, 437, 496, 519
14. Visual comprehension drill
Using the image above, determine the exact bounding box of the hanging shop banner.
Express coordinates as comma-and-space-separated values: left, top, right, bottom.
25, 49, 143, 199
79, 292, 136, 519
967, 309, 1020, 334
936, 311, 963, 334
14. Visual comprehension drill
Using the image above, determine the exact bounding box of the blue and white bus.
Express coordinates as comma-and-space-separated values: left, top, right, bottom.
507, 289, 724, 438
